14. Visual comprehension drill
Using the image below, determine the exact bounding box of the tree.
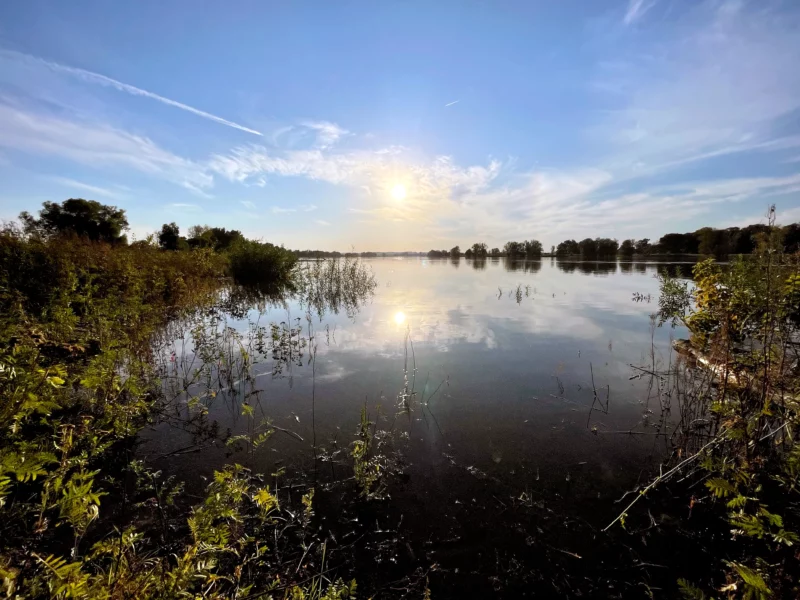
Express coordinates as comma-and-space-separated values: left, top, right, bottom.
596, 238, 619, 257
550, 245, 555, 256
504, 241, 524, 257
658, 232, 699, 254
490, 247, 500, 256
159, 222, 185, 251
464, 248, 474, 258
634, 238, 651, 254
20, 199, 129, 243
578, 238, 597, 259
471, 242, 488, 258
449, 246, 460, 258
783, 223, 800, 254
556, 239, 579, 256
523, 239, 543, 258
188, 226, 244, 252
620, 239, 635, 257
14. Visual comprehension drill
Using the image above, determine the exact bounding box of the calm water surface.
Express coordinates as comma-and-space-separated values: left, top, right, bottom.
145, 257, 690, 522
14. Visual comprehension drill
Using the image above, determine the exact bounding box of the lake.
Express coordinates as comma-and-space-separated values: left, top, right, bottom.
142, 257, 698, 596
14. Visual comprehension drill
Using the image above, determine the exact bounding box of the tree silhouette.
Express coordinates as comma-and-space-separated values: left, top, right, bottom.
620, 239, 635, 257
449, 245, 460, 258
556, 239, 579, 256
470, 242, 488, 257
578, 238, 597, 259
20, 199, 129, 244
158, 222, 184, 251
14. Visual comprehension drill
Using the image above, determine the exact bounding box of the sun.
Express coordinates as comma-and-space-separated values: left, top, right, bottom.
391, 183, 407, 200
394, 311, 406, 325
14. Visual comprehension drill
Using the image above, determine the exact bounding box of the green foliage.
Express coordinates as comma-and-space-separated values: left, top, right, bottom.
228, 239, 298, 285
654, 212, 800, 598
677, 578, 710, 600
0, 226, 359, 598
158, 221, 186, 251
20, 199, 129, 244
619, 239, 635, 257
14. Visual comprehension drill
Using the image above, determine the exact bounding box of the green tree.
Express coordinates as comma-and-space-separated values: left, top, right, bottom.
578, 238, 597, 259
523, 239, 543, 258
20, 199, 129, 244
556, 239, 579, 256
657, 232, 699, 254
634, 238, 651, 254
158, 222, 185, 251
596, 238, 619, 257
490, 247, 500, 256
504, 241, 524, 257
619, 239, 635, 257
470, 242, 488, 257
449, 245, 460, 258
188, 226, 244, 252
783, 223, 800, 253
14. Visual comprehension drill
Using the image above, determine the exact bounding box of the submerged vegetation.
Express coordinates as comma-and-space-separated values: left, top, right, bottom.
0, 200, 371, 598
614, 208, 800, 597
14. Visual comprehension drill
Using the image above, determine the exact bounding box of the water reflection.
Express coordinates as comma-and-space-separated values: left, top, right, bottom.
147, 257, 693, 520
504, 258, 541, 273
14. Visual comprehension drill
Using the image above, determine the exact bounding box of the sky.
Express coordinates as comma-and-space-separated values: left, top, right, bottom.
0, 0, 799, 251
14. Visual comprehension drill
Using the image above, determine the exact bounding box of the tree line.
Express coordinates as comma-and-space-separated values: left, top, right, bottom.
427, 240, 545, 259
16, 198, 298, 285
555, 222, 800, 259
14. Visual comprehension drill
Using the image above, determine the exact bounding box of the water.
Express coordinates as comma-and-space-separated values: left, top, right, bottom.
141, 257, 695, 594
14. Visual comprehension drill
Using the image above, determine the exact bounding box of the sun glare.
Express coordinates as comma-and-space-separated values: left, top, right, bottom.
394, 311, 406, 325
391, 183, 407, 200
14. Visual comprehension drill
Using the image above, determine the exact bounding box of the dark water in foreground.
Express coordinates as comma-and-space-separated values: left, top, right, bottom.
142, 257, 696, 595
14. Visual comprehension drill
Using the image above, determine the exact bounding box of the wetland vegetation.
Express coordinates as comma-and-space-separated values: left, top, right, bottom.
1, 200, 799, 598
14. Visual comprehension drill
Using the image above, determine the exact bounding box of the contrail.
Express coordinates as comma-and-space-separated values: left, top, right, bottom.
1, 49, 262, 136
444, 99, 460, 107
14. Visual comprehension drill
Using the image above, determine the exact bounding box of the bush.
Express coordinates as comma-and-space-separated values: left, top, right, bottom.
227, 239, 297, 285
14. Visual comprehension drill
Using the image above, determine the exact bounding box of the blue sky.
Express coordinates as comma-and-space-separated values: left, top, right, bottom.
1, 0, 799, 251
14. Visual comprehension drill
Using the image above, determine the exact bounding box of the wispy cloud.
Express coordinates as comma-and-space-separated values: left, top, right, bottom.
315, 219, 331, 226
49, 176, 122, 199
300, 204, 318, 212
271, 206, 297, 214
596, 1, 800, 177
623, 0, 656, 25
444, 100, 460, 107
241, 200, 256, 209
168, 202, 200, 211
301, 121, 349, 148
1, 49, 262, 136
0, 100, 213, 191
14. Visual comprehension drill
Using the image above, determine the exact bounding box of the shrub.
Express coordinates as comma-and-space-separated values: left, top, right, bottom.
227, 239, 297, 285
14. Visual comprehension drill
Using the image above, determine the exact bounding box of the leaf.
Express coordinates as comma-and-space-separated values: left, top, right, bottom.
706, 478, 736, 499
677, 579, 707, 600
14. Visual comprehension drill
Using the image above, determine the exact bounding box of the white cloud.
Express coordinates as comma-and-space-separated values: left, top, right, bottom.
0, 100, 212, 191
167, 202, 201, 211
301, 204, 318, 212
623, 0, 657, 25
0, 49, 262, 136
301, 120, 349, 148
271, 206, 297, 214
315, 219, 331, 226
49, 176, 122, 199
241, 200, 257, 209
